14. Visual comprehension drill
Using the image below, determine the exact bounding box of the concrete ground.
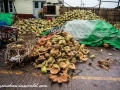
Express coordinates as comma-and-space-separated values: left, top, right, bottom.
0, 46, 120, 90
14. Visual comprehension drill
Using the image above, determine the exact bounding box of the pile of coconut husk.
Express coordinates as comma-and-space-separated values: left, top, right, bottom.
53, 10, 105, 26
12, 10, 106, 41
113, 22, 120, 30
30, 31, 90, 83
12, 18, 53, 41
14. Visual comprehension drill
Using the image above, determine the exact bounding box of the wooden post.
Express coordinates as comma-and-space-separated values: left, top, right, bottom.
98, 0, 101, 16
13, 1, 17, 23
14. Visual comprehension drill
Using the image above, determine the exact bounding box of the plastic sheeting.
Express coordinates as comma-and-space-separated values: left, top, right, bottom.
63, 20, 120, 49
0, 13, 12, 25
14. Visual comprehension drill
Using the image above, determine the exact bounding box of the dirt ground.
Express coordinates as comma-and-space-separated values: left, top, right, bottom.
0, 45, 120, 90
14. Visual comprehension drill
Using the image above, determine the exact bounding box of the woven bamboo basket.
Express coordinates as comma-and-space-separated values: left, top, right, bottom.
5, 33, 37, 67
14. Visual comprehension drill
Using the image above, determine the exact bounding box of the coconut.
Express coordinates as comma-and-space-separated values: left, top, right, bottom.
103, 43, 109, 48
41, 66, 47, 74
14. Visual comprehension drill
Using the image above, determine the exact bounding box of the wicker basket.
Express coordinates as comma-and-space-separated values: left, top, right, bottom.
5, 40, 34, 67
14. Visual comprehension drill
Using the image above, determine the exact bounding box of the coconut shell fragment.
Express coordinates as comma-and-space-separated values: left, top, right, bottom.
49, 74, 58, 80
78, 51, 89, 62
50, 68, 60, 74
59, 62, 66, 69
69, 63, 76, 69
60, 73, 70, 82
49, 73, 70, 83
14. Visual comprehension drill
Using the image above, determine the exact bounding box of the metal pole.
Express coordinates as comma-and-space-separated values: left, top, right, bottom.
117, 0, 120, 7
83, 3, 84, 7
63, 0, 64, 6
80, 0, 82, 7
99, 0, 101, 10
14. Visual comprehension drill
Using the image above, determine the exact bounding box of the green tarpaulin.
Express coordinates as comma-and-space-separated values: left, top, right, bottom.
63, 20, 120, 49
0, 13, 12, 25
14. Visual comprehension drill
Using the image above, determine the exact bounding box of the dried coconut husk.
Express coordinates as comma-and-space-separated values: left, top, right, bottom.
79, 44, 90, 55
47, 57, 55, 63
59, 62, 66, 69
50, 49, 60, 57
69, 63, 76, 69
80, 44, 85, 50
59, 73, 70, 83
61, 52, 66, 57
53, 77, 58, 82
97, 58, 110, 70
49, 74, 58, 80
37, 39, 46, 46
57, 58, 67, 63
82, 49, 90, 55
46, 64, 53, 71
57, 77, 63, 83
49, 73, 70, 83
38, 46, 48, 52
78, 51, 88, 61
62, 69, 68, 73
53, 44, 61, 49
45, 53, 51, 58
38, 55, 46, 60
64, 55, 72, 60
56, 52, 62, 58
67, 51, 74, 56
50, 68, 60, 74
34, 63, 43, 68
45, 40, 52, 48
35, 55, 46, 64
64, 46, 71, 52
58, 40, 66, 45
71, 57, 76, 63
50, 64, 60, 74
61, 32, 68, 36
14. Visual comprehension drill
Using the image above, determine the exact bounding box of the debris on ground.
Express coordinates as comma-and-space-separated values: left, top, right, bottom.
103, 43, 109, 48
108, 53, 112, 56
93, 84, 98, 87
97, 58, 111, 70
88, 62, 99, 71
90, 55, 95, 59
31, 72, 41, 77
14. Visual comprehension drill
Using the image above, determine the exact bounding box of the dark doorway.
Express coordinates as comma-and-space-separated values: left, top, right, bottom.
4, 0, 9, 13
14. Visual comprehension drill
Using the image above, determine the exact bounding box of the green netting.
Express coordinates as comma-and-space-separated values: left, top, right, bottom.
63, 20, 120, 49
0, 13, 12, 25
